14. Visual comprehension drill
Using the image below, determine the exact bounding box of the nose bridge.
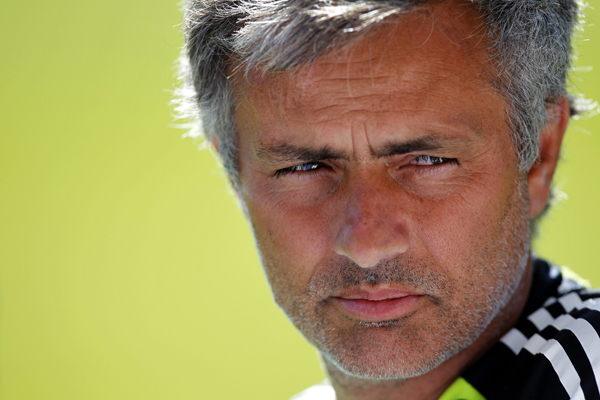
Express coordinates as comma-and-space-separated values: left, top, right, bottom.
335, 171, 410, 268
350, 177, 389, 226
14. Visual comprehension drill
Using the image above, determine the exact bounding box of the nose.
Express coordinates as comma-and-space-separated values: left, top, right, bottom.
334, 177, 410, 268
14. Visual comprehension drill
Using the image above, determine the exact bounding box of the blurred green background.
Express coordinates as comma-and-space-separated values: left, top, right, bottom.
0, 1, 599, 399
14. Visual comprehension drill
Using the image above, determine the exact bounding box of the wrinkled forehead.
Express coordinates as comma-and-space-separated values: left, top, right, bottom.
231, 0, 498, 130
233, 0, 493, 109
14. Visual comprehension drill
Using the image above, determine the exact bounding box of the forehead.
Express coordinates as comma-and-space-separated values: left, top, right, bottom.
233, 0, 508, 157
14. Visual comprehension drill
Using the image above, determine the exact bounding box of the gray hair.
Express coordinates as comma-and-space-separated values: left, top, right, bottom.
174, 0, 584, 185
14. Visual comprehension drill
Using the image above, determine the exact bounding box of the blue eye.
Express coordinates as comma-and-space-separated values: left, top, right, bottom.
275, 162, 323, 177
291, 162, 321, 172
410, 156, 456, 166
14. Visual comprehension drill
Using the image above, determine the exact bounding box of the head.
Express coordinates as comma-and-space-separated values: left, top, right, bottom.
177, 0, 579, 380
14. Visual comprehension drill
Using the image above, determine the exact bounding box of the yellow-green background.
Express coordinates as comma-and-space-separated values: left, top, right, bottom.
1, 2, 599, 399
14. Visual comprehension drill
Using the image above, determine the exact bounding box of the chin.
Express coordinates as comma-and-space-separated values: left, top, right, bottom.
323, 348, 453, 381
317, 322, 475, 380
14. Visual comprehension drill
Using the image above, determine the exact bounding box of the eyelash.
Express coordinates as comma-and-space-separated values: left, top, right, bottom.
274, 162, 326, 177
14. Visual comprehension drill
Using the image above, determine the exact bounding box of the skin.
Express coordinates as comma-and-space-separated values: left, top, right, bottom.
230, 1, 570, 398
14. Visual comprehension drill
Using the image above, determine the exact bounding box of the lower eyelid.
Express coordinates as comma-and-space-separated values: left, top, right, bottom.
398, 159, 459, 173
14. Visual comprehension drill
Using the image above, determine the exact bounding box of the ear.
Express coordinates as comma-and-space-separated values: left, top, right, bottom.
527, 96, 570, 219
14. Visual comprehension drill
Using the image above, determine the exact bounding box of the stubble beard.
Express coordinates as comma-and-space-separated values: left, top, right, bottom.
266, 177, 531, 380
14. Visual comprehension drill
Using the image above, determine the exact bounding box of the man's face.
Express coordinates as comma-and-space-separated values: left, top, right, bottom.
234, 1, 531, 379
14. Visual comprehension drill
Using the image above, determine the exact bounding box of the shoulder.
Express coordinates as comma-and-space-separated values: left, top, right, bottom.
466, 286, 600, 400
501, 290, 600, 355
504, 290, 600, 399
290, 381, 336, 400
503, 289, 600, 364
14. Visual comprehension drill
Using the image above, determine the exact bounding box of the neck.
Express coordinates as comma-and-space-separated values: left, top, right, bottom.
324, 256, 534, 400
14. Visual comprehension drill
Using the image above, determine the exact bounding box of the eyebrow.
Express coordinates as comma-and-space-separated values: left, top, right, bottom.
256, 136, 467, 164
256, 143, 349, 164
374, 137, 447, 158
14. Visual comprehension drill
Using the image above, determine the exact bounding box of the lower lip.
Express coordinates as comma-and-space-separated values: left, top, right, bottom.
331, 296, 423, 322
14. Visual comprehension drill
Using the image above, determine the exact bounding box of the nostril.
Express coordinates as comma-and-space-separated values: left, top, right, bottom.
335, 244, 408, 269
333, 247, 377, 269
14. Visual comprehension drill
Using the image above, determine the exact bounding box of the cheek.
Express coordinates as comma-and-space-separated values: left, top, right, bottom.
412, 174, 518, 270
244, 186, 337, 291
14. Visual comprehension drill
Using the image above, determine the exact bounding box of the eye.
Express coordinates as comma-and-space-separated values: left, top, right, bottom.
275, 162, 325, 177
410, 155, 458, 166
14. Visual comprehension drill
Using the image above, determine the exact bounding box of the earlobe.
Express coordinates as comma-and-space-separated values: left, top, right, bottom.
527, 96, 570, 219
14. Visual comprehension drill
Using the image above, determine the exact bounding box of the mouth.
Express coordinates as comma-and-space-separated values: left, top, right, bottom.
330, 287, 425, 322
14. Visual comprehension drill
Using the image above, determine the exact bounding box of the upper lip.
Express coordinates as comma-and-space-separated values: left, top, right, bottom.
332, 286, 423, 301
